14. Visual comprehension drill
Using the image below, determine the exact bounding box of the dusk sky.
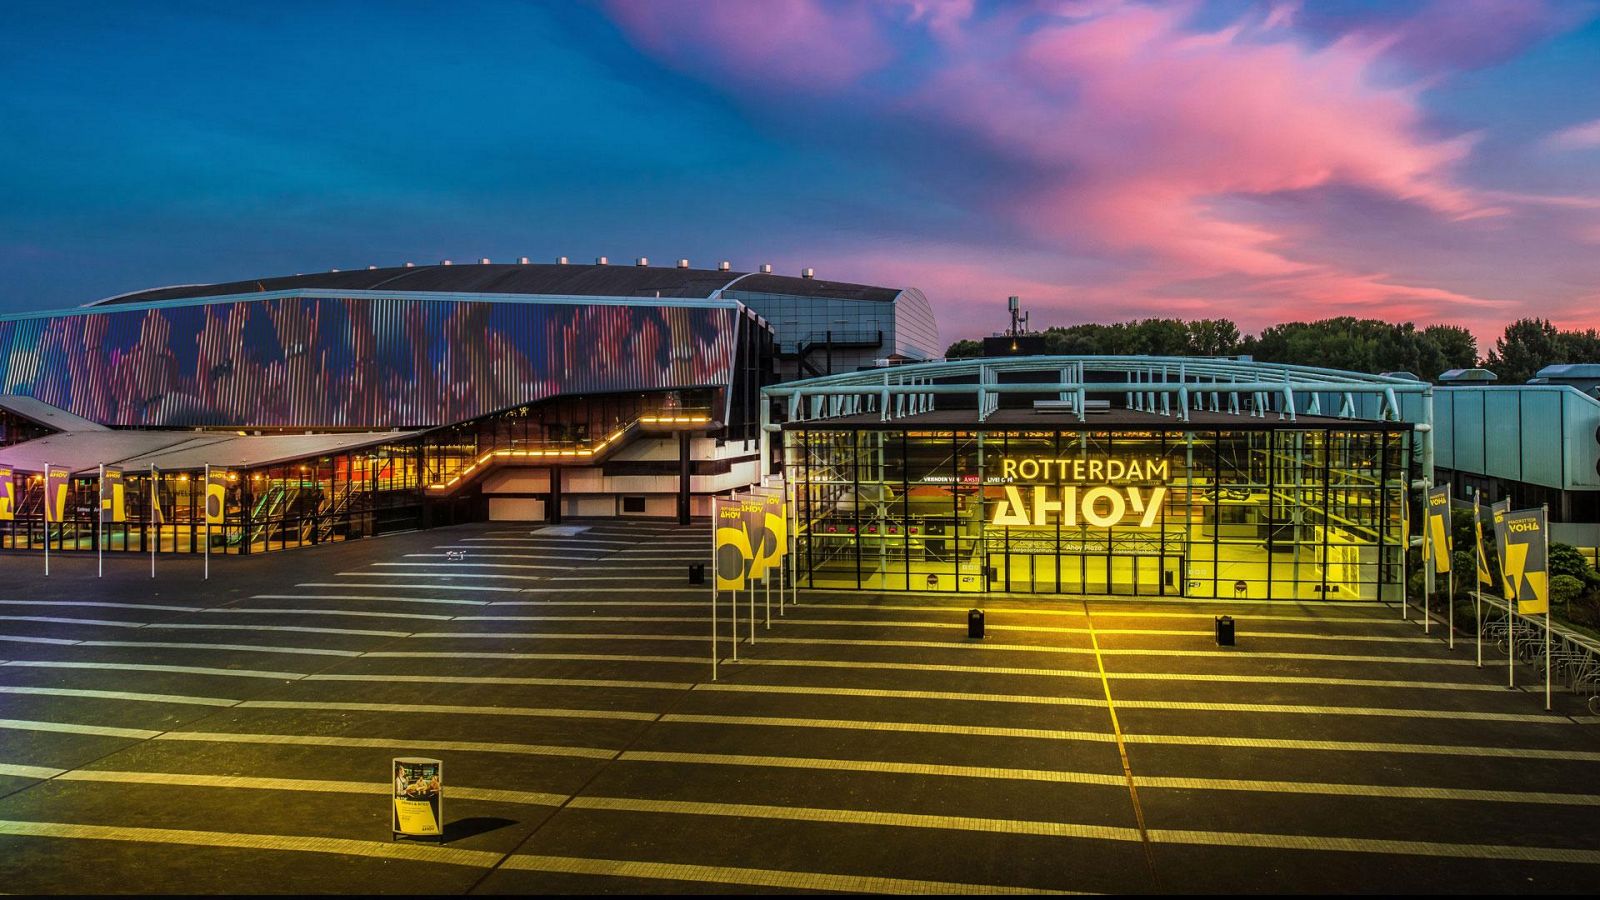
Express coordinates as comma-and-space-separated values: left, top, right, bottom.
3, 0, 1598, 348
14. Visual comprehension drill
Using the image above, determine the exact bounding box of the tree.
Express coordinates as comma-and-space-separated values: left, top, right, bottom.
1486, 318, 1561, 384
944, 339, 982, 359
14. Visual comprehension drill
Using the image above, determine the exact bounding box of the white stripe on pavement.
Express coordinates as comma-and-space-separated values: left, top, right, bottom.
76, 641, 360, 658
262, 592, 487, 605
236, 700, 658, 722
153, 730, 617, 759
53, 769, 569, 806
0, 718, 161, 740
143, 623, 411, 638
0, 686, 238, 707
3, 660, 306, 680
500, 854, 1061, 894
303, 673, 690, 691
0, 820, 502, 867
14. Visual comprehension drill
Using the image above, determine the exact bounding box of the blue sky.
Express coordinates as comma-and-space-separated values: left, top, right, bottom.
3, 1, 1599, 347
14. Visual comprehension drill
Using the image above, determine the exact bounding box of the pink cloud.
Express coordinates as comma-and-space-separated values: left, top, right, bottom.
607, 0, 1600, 342
604, 0, 891, 92
1547, 118, 1600, 152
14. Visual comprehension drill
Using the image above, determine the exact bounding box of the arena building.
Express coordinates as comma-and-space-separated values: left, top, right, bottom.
0, 259, 939, 556
765, 356, 1434, 600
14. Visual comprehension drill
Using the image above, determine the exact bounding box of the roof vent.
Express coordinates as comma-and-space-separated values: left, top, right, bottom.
760, 263, 773, 274
441, 259, 453, 266
404, 262, 415, 268
479, 257, 491, 265
330, 268, 340, 273
719, 261, 731, 272
677, 259, 689, 269
557, 256, 569, 265
518, 256, 530, 265
636, 257, 649, 267
596, 256, 609, 266
802, 267, 814, 279
367, 265, 377, 270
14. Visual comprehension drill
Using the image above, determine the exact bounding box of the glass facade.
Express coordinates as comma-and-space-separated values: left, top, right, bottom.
789, 425, 1411, 601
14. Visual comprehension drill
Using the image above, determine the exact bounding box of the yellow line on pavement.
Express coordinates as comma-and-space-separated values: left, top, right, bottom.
660, 713, 1119, 743
567, 796, 1143, 842
620, 750, 1126, 786
53, 769, 569, 806
500, 854, 1065, 894
1121, 732, 1600, 762
1147, 827, 1600, 865
0, 819, 502, 867
236, 700, 658, 721
152, 730, 618, 759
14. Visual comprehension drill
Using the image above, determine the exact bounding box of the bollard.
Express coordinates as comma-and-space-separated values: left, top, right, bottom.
1215, 615, 1235, 647
968, 608, 985, 639
688, 563, 705, 585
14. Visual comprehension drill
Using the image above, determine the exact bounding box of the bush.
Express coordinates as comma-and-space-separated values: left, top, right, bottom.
1570, 591, 1600, 628
1551, 574, 1585, 608
1550, 543, 1600, 588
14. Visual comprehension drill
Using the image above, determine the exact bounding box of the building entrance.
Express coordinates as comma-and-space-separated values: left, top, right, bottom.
988, 552, 1186, 597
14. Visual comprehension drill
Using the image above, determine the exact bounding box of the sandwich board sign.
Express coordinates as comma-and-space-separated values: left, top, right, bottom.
392, 757, 443, 841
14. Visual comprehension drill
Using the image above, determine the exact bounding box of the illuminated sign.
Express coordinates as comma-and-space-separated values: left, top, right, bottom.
991, 457, 1170, 528
998, 457, 1169, 483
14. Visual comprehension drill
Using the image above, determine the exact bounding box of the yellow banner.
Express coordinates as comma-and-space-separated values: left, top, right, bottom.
764, 494, 787, 572
1498, 508, 1549, 615
1474, 496, 1493, 587
204, 467, 226, 525
1425, 485, 1451, 574
44, 465, 70, 524
0, 466, 12, 522
100, 467, 127, 524
714, 498, 752, 591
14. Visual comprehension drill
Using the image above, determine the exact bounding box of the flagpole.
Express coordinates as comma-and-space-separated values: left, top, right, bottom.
97, 463, 104, 579
1544, 503, 1551, 712
204, 465, 211, 582
43, 464, 50, 578
1474, 495, 1482, 668
709, 502, 717, 682
1400, 487, 1409, 621
150, 464, 156, 579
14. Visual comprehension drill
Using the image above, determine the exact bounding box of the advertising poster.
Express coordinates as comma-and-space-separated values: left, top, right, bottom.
0, 466, 13, 521
392, 757, 443, 839
714, 497, 751, 591
43, 465, 70, 524
1425, 484, 1451, 574
1499, 507, 1550, 616
762, 493, 787, 575
1474, 496, 1493, 587
100, 466, 126, 524
739, 495, 768, 579
150, 467, 165, 525
204, 467, 227, 525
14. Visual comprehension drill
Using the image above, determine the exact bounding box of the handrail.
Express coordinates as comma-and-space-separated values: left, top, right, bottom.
424, 409, 714, 494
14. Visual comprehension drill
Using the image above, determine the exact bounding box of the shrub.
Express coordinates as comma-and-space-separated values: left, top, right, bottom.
1551, 574, 1585, 608
1549, 543, 1600, 588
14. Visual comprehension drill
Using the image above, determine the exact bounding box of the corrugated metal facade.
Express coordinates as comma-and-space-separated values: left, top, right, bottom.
0, 294, 742, 429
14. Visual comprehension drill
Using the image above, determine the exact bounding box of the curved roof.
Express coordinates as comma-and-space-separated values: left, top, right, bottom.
764, 355, 1432, 429
92, 263, 902, 306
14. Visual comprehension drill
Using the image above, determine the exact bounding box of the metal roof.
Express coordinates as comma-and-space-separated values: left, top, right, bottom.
0, 429, 420, 475
0, 396, 110, 432
1534, 364, 1600, 380
88, 263, 900, 307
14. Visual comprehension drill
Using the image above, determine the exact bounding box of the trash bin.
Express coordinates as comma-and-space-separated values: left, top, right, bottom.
1215, 615, 1235, 647
968, 608, 985, 639
688, 563, 705, 585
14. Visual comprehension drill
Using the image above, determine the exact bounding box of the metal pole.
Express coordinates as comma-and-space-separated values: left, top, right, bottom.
1447, 568, 1454, 650
204, 464, 211, 581
98, 463, 104, 579
43, 463, 50, 577
710, 507, 717, 681
150, 464, 156, 579
1475, 583, 1482, 668
1544, 503, 1551, 711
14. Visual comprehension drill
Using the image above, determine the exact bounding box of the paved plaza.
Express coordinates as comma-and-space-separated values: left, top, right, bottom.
0, 520, 1597, 894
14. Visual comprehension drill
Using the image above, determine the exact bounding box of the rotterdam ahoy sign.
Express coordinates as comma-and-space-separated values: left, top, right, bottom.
991, 457, 1171, 529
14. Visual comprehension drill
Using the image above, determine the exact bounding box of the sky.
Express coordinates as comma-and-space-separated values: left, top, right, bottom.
2, 0, 1598, 349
